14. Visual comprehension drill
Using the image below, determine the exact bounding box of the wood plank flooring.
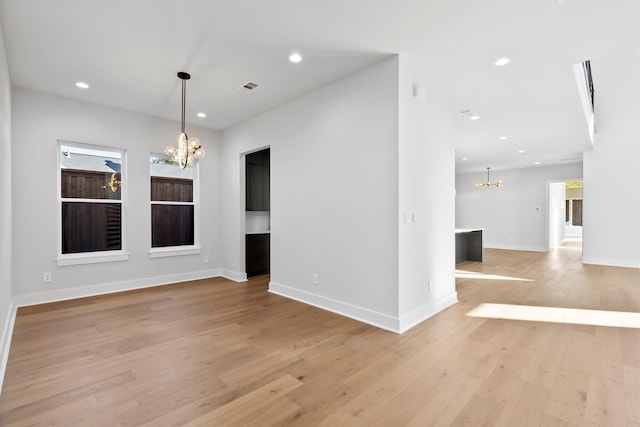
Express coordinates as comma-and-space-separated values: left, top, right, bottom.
1, 242, 639, 426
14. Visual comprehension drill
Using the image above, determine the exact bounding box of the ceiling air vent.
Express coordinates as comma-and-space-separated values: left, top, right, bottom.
239, 82, 259, 93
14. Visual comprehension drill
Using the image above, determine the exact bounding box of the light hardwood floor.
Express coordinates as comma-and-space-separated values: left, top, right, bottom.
1, 243, 639, 426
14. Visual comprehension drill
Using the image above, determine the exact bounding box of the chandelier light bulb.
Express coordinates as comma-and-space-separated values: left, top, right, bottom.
194, 147, 205, 159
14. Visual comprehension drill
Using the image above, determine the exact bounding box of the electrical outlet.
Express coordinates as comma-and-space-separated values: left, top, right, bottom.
43, 272, 52, 283
312, 273, 319, 285
203, 255, 209, 264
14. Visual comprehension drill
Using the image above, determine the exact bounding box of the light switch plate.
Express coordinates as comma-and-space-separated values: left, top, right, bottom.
404, 212, 415, 224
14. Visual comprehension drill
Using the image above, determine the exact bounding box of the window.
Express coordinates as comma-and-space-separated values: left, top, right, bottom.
58, 141, 128, 266
149, 154, 200, 256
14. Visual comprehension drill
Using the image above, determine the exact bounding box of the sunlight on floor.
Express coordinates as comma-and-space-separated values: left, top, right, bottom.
455, 270, 533, 282
466, 303, 640, 329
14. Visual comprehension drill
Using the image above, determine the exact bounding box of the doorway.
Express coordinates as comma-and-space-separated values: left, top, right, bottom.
244, 147, 271, 277
548, 179, 583, 251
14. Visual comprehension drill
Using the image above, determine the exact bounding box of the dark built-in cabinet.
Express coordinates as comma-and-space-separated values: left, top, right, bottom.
245, 149, 270, 212
245, 148, 270, 277
246, 233, 270, 277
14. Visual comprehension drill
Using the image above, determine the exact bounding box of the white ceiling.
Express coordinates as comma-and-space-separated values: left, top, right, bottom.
1, 0, 637, 174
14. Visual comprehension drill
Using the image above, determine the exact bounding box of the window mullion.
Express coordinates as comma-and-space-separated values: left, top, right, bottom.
62, 197, 123, 204
150, 200, 194, 206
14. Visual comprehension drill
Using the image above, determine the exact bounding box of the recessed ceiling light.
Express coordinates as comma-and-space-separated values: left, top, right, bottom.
462, 157, 468, 161
499, 136, 507, 140
470, 115, 480, 120
197, 112, 206, 118
289, 53, 302, 63
75, 81, 89, 89
518, 150, 526, 154
495, 58, 510, 66
534, 161, 541, 165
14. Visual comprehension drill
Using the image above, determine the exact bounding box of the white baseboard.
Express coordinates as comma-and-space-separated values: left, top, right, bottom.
398, 292, 458, 333
549, 239, 569, 250
484, 243, 548, 252
221, 270, 248, 282
582, 257, 640, 269
0, 300, 17, 396
269, 281, 401, 333
268, 282, 458, 334
12, 268, 226, 308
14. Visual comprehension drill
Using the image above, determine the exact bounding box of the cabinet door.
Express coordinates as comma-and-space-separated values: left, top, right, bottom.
246, 234, 270, 277
246, 163, 265, 211
245, 149, 270, 211
263, 149, 270, 211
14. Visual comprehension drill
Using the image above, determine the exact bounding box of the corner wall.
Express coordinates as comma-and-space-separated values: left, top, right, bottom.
583, 49, 640, 268
223, 57, 401, 330
223, 55, 460, 332
397, 57, 457, 331
0, 20, 14, 394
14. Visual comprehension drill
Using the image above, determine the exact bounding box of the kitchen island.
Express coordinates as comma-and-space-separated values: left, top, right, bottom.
455, 228, 483, 263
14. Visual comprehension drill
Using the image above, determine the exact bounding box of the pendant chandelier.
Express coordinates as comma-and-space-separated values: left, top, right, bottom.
164, 72, 205, 168
475, 167, 502, 188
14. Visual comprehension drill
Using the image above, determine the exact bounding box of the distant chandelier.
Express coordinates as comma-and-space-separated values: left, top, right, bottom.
165, 72, 205, 168
475, 167, 502, 188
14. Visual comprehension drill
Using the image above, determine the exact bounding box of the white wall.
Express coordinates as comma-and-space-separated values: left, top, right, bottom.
583, 50, 640, 268
397, 58, 457, 331
11, 88, 224, 302
0, 21, 14, 394
223, 55, 458, 332
566, 225, 583, 239
549, 182, 566, 248
223, 57, 401, 330
456, 163, 583, 252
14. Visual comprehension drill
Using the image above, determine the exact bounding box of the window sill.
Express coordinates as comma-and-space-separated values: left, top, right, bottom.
56, 251, 130, 267
148, 246, 202, 258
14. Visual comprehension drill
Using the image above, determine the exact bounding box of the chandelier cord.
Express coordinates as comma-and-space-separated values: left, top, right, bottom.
181, 78, 186, 135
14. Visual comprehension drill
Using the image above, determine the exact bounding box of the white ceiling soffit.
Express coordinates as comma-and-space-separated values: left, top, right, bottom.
0, 0, 637, 173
